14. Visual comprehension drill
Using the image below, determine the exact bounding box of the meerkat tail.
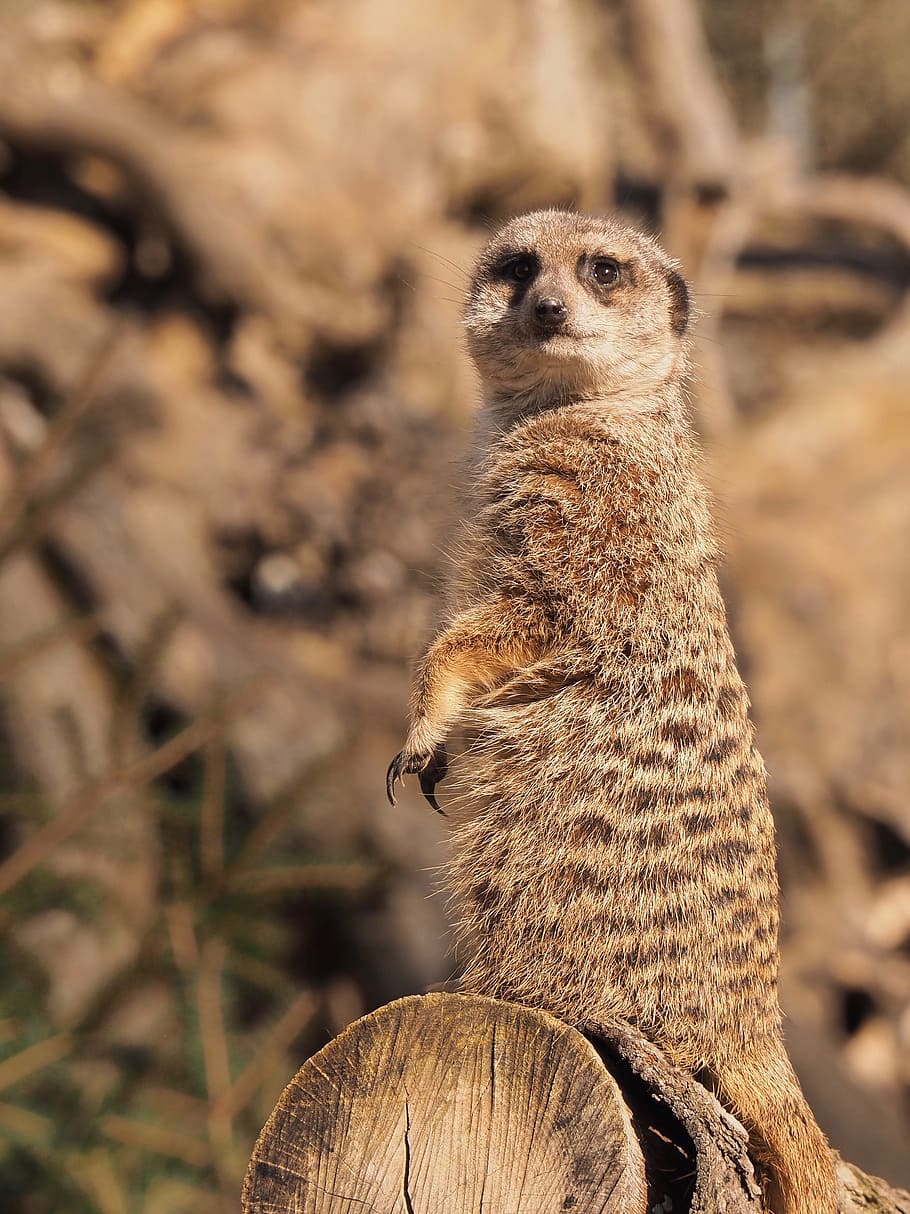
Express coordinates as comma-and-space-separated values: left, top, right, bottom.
711, 1047, 838, 1214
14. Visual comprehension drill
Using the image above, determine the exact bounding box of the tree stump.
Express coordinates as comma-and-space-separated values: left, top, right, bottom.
243, 993, 910, 1214
243, 993, 646, 1213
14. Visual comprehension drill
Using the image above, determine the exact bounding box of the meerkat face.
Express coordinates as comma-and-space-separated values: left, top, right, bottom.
464, 210, 689, 407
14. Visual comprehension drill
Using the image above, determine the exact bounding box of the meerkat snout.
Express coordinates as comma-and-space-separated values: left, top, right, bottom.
533, 296, 568, 328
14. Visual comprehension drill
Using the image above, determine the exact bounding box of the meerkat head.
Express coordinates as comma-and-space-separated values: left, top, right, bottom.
464, 210, 690, 415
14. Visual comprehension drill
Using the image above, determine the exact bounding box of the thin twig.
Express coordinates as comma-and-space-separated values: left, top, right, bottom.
0, 1034, 71, 1092
212, 989, 317, 1122
200, 735, 227, 882
0, 323, 124, 535
196, 937, 234, 1170
228, 862, 376, 896
0, 683, 263, 896
101, 1114, 211, 1168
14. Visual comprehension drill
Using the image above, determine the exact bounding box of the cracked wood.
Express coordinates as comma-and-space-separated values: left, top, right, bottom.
242, 993, 646, 1213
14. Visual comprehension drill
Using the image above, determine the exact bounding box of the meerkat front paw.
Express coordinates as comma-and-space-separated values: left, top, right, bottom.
386, 740, 449, 814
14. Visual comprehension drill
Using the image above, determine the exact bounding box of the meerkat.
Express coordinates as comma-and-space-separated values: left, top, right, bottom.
386, 210, 837, 1214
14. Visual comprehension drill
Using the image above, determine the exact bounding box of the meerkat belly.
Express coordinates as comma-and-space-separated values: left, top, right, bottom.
450, 667, 780, 1064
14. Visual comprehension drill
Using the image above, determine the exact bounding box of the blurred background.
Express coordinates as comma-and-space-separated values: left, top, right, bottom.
0, 0, 908, 1209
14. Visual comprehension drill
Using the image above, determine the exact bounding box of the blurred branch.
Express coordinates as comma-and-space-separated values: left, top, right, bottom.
783, 173, 910, 331
0, 683, 262, 896
0, 438, 115, 566
621, 0, 744, 436
196, 938, 234, 1180
0, 324, 124, 535
212, 989, 316, 1124
165, 900, 200, 977
227, 862, 377, 896
200, 736, 227, 883
101, 1114, 211, 1168
223, 745, 356, 883
624, 0, 738, 188
0, 1033, 71, 1092
0, 1099, 53, 1141
67, 1149, 129, 1214
0, 28, 325, 344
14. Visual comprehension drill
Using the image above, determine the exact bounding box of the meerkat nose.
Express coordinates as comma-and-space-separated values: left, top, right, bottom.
534, 297, 568, 327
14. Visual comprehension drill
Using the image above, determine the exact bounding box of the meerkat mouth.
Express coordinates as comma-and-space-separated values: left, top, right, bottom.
525, 330, 593, 358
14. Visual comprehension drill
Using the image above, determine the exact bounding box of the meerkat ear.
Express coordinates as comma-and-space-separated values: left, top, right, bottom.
665, 268, 690, 335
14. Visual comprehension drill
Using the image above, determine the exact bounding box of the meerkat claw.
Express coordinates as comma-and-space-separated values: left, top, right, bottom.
386, 753, 406, 805
386, 744, 449, 813
419, 743, 449, 816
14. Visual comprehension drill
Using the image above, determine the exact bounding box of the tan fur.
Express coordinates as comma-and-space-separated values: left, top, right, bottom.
388, 210, 837, 1214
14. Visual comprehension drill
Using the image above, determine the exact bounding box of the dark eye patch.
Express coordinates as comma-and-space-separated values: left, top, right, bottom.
665, 268, 690, 334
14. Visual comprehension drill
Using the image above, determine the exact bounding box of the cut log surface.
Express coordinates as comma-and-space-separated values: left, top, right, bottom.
243, 992, 646, 1213
243, 993, 910, 1213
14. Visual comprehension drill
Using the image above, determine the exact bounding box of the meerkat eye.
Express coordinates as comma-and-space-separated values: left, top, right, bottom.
591, 258, 621, 286
500, 255, 537, 283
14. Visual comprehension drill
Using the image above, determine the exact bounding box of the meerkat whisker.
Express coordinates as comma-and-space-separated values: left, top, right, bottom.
407, 243, 472, 281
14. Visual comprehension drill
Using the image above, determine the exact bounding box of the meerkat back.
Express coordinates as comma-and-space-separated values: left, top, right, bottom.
387, 210, 838, 1214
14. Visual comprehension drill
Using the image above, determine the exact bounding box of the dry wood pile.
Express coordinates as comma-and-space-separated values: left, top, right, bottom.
0, 1, 908, 1210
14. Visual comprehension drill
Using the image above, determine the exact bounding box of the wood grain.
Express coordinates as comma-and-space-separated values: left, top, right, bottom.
244, 993, 910, 1213
243, 992, 646, 1214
